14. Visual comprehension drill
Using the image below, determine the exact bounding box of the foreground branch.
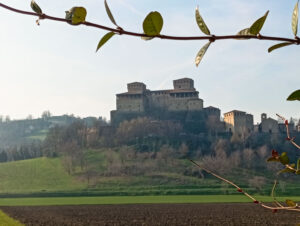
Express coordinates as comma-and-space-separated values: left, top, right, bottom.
189, 159, 300, 212
1, 2, 300, 44
276, 114, 300, 150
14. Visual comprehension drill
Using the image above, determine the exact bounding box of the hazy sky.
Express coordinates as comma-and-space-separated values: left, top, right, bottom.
0, 0, 299, 123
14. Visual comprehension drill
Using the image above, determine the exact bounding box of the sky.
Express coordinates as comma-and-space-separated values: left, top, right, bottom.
0, 0, 299, 123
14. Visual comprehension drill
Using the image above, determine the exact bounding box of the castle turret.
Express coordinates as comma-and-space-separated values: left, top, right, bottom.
127, 82, 146, 93
173, 78, 195, 90
261, 113, 267, 122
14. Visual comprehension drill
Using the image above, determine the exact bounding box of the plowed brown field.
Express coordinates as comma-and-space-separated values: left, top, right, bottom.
1, 203, 300, 226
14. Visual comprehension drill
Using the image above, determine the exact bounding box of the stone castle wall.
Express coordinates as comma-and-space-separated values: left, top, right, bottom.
224, 110, 254, 134
116, 78, 203, 113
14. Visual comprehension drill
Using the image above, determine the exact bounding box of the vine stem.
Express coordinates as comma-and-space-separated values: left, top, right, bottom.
189, 159, 300, 212
1, 2, 300, 44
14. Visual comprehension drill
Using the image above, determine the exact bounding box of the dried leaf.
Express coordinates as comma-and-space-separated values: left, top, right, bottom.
292, 0, 299, 36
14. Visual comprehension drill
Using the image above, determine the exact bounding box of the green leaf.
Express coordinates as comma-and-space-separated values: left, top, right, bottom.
278, 166, 295, 175
279, 152, 289, 165
143, 11, 164, 36
105, 0, 117, 26
286, 199, 297, 207
287, 89, 300, 101
268, 42, 293, 53
72, 7, 87, 24
249, 10, 269, 35
195, 6, 210, 35
235, 28, 254, 39
292, 0, 299, 36
96, 32, 115, 52
30, 0, 42, 15
65, 7, 87, 25
195, 42, 211, 67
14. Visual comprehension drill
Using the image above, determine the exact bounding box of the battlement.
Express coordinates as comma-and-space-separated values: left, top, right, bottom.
127, 82, 147, 93
173, 78, 195, 90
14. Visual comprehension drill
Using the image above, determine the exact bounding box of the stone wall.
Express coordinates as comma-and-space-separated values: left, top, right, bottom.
224, 111, 254, 134
115, 78, 203, 113
116, 94, 146, 113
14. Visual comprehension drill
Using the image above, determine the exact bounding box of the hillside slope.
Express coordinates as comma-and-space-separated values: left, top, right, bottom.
0, 155, 299, 197
0, 158, 84, 194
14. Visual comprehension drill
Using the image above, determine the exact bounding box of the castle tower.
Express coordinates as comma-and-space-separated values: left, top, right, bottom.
261, 113, 267, 122
173, 78, 195, 90
127, 82, 146, 93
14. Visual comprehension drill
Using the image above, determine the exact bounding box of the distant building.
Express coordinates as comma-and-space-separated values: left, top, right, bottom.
297, 120, 300, 132
115, 78, 203, 113
111, 78, 223, 126
204, 106, 221, 120
223, 110, 253, 134
260, 113, 278, 133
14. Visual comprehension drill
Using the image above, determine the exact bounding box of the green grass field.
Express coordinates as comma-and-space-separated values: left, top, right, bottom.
27, 129, 48, 141
0, 210, 24, 225
0, 157, 84, 193
0, 156, 299, 199
0, 195, 299, 206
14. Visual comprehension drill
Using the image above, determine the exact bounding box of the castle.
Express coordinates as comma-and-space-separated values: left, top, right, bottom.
111, 77, 299, 135
224, 110, 254, 134
110, 78, 221, 126
116, 78, 204, 113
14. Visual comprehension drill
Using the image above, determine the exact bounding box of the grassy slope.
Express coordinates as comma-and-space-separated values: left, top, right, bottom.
0, 195, 299, 206
0, 158, 84, 193
0, 210, 24, 225
0, 154, 299, 198
26, 129, 48, 141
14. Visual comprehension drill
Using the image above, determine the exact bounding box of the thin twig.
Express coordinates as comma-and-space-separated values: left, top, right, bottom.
276, 114, 300, 150
189, 159, 300, 212
271, 180, 284, 208
1, 3, 300, 44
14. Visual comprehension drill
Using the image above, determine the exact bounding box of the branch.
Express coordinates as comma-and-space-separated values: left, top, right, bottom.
271, 180, 284, 208
189, 159, 300, 212
276, 114, 300, 150
1, 3, 300, 44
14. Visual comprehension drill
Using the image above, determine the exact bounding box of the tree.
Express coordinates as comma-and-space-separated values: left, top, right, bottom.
41, 110, 51, 119
5, 115, 10, 123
